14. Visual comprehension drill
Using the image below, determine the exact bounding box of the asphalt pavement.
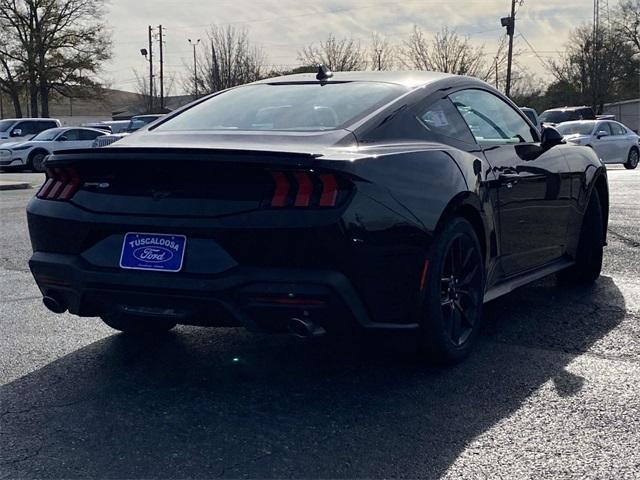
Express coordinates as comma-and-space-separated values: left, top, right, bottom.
1, 168, 638, 479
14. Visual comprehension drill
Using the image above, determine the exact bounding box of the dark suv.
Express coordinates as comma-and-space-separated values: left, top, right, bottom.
539, 106, 596, 126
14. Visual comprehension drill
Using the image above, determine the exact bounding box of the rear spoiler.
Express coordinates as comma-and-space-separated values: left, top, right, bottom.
46, 147, 322, 169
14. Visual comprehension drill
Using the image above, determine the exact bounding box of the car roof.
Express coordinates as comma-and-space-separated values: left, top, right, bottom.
1, 118, 60, 122
543, 106, 592, 112
256, 70, 458, 89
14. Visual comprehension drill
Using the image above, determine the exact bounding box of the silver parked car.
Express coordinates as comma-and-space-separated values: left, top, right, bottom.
92, 115, 164, 148
557, 120, 640, 169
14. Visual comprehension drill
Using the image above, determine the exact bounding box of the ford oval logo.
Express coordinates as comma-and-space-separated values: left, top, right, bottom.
132, 246, 174, 263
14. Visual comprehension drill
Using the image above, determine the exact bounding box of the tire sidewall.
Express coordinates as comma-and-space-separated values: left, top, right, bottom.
626, 147, 639, 169
29, 151, 47, 172
420, 217, 485, 363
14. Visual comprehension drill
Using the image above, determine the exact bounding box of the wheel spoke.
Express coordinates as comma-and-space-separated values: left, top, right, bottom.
459, 264, 479, 287
455, 300, 474, 327
450, 306, 462, 345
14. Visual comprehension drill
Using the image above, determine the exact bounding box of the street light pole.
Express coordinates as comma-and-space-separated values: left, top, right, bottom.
188, 38, 201, 98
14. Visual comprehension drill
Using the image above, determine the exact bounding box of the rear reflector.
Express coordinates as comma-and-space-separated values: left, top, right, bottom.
37, 167, 81, 201
269, 170, 346, 208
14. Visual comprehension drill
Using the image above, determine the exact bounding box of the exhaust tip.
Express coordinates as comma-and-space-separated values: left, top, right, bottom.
43, 295, 67, 314
288, 317, 326, 338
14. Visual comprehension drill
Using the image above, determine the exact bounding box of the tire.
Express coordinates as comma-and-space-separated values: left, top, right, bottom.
558, 189, 603, 285
624, 147, 639, 170
101, 312, 177, 334
25, 150, 47, 173
419, 217, 485, 364
28, 151, 47, 173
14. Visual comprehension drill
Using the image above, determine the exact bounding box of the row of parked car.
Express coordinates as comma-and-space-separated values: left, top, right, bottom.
1, 104, 638, 172
0, 115, 162, 172
520, 105, 639, 169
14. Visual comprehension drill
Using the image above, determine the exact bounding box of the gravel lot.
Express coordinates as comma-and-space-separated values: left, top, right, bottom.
1, 168, 638, 479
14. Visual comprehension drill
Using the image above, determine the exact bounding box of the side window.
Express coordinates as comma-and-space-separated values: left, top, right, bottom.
61, 129, 81, 141
79, 129, 104, 140
33, 121, 55, 134
450, 89, 536, 145
417, 97, 476, 145
13, 121, 36, 135
596, 123, 612, 136
610, 122, 626, 136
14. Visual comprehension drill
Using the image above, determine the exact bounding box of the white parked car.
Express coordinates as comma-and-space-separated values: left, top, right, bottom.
92, 114, 164, 147
557, 120, 640, 169
0, 127, 107, 172
0, 118, 61, 146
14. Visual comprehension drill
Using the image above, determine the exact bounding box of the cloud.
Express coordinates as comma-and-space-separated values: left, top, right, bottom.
103, 0, 593, 93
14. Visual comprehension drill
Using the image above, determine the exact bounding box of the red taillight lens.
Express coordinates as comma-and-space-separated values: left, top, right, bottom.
269, 170, 347, 208
37, 167, 81, 201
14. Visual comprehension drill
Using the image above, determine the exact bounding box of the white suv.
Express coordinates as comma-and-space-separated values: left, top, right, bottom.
0, 118, 61, 146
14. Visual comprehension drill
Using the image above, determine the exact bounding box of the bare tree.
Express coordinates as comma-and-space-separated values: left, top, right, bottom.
368, 33, 396, 71
134, 69, 176, 113
184, 25, 265, 96
548, 24, 638, 111
613, 0, 640, 55
0, 0, 111, 117
0, 29, 25, 117
401, 26, 492, 79
298, 35, 367, 71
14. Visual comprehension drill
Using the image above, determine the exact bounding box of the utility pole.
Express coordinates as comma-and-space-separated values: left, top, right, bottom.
158, 25, 164, 110
148, 25, 154, 112
188, 38, 201, 98
501, 0, 519, 97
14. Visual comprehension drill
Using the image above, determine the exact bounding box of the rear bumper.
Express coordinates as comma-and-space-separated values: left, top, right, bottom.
29, 252, 419, 332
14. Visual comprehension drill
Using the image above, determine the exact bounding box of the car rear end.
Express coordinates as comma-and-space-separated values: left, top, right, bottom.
27, 145, 425, 335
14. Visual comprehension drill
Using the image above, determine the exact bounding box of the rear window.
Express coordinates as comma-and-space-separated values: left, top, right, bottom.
540, 110, 580, 123
156, 82, 407, 132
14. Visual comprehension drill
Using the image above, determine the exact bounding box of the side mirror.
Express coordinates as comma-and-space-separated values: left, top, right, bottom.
541, 126, 565, 150
10, 128, 22, 137
57, 136, 68, 142
596, 130, 609, 139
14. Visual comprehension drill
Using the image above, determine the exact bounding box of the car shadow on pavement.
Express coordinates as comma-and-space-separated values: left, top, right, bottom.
0, 275, 626, 478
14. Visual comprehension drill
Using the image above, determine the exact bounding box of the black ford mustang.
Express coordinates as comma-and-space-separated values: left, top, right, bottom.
27, 70, 609, 363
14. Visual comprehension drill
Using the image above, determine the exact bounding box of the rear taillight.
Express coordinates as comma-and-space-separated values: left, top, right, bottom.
37, 167, 81, 201
268, 170, 348, 208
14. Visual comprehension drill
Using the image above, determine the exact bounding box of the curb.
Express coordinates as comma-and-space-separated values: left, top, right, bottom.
0, 181, 32, 191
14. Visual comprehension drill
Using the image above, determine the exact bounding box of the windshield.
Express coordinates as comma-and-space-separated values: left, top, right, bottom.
539, 110, 580, 123
557, 122, 596, 136
32, 128, 64, 141
127, 116, 159, 132
0, 120, 16, 132
156, 82, 407, 132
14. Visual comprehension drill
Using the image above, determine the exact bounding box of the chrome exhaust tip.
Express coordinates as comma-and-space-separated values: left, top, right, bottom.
288, 317, 326, 338
42, 295, 67, 314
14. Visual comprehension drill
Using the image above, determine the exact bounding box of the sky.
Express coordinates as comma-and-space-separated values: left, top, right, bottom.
103, 0, 596, 94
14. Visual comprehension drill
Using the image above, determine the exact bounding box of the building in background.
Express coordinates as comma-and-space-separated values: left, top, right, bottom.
603, 99, 640, 133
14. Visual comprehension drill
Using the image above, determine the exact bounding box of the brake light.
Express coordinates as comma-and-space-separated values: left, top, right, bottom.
269, 170, 347, 208
37, 167, 81, 200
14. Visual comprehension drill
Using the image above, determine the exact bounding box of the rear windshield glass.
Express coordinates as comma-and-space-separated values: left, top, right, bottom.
539, 110, 580, 123
156, 82, 407, 132
557, 122, 596, 136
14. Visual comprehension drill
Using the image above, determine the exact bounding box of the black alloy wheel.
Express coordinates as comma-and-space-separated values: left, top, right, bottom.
440, 233, 483, 347
421, 217, 485, 364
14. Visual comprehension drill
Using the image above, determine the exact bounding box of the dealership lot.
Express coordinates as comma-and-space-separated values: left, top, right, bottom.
1, 168, 638, 478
